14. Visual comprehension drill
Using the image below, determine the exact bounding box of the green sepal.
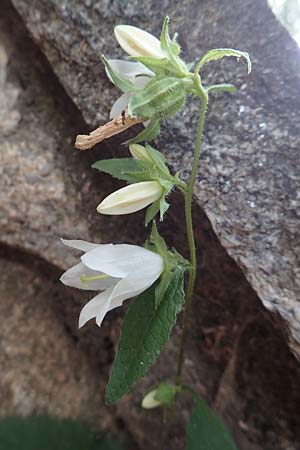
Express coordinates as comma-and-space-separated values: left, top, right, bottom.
128, 76, 185, 119
186, 394, 239, 450
144, 143, 170, 177
160, 16, 188, 76
146, 223, 189, 307
105, 265, 186, 405
101, 55, 136, 93
124, 116, 160, 145
145, 199, 161, 226
132, 55, 169, 75
92, 158, 153, 183
206, 83, 237, 94
196, 48, 251, 74
154, 382, 181, 406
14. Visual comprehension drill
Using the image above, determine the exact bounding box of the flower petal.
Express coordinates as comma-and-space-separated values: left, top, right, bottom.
110, 92, 132, 119
97, 181, 163, 216
106, 59, 153, 82
104, 252, 163, 314
61, 238, 106, 253
60, 262, 118, 291
82, 244, 164, 280
134, 75, 152, 89
114, 25, 165, 59
79, 288, 114, 328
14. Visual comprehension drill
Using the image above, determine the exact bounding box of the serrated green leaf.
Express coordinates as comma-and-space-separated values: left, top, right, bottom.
102, 56, 136, 93
186, 397, 239, 450
206, 83, 237, 94
196, 48, 251, 74
125, 116, 161, 145
0, 416, 122, 450
105, 265, 185, 405
92, 158, 152, 183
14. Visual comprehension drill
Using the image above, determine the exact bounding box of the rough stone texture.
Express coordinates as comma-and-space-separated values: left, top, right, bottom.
0, 251, 104, 424
10, 0, 300, 357
2, 1, 300, 449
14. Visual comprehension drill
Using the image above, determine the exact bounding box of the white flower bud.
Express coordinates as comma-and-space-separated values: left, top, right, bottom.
114, 25, 165, 59
129, 144, 152, 162
141, 389, 161, 409
97, 181, 163, 215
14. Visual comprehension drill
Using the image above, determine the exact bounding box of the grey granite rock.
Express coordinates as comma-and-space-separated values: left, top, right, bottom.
10, 0, 300, 357
2, 1, 300, 449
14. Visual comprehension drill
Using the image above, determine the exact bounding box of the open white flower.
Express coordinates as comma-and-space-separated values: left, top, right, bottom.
60, 239, 164, 328
97, 181, 163, 216
106, 59, 153, 119
114, 25, 165, 59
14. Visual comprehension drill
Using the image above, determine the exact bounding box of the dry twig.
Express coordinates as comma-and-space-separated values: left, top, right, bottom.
75, 112, 144, 150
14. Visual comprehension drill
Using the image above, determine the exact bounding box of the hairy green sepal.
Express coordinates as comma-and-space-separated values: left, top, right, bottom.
146, 223, 189, 307
160, 16, 188, 76
154, 382, 180, 406
128, 76, 185, 119
101, 56, 137, 93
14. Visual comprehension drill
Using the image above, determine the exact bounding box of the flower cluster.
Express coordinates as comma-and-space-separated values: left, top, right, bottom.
61, 17, 250, 330
59, 16, 251, 446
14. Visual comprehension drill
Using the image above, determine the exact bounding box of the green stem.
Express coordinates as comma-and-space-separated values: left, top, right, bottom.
158, 76, 208, 450
176, 75, 208, 383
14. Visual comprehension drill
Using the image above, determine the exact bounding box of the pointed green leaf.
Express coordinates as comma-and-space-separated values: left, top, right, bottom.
125, 116, 161, 145
0, 416, 122, 450
102, 56, 136, 93
105, 265, 185, 405
92, 158, 152, 183
196, 48, 251, 74
186, 396, 239, 450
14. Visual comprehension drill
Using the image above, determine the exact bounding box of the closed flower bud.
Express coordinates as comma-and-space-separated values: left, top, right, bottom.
141, 389, 162, 409
97, 181, 163, 215
129, 144, 152, 162
114, 25, 165, 59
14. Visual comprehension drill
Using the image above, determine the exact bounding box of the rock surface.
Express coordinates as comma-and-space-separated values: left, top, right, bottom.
2, 1, 300, 449
10, 0, 300, 356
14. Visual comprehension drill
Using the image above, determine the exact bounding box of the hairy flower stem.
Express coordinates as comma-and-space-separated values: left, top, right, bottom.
159, 78, 208, 450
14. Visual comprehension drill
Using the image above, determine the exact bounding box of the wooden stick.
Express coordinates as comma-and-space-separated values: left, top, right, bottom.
75, 112, 144, 150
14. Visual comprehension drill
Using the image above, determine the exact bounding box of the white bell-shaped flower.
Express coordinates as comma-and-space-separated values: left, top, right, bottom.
60, 239, 164, 328
106, 59, 153, 119
97, 181, 163, 215
114, 25, 165, 59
